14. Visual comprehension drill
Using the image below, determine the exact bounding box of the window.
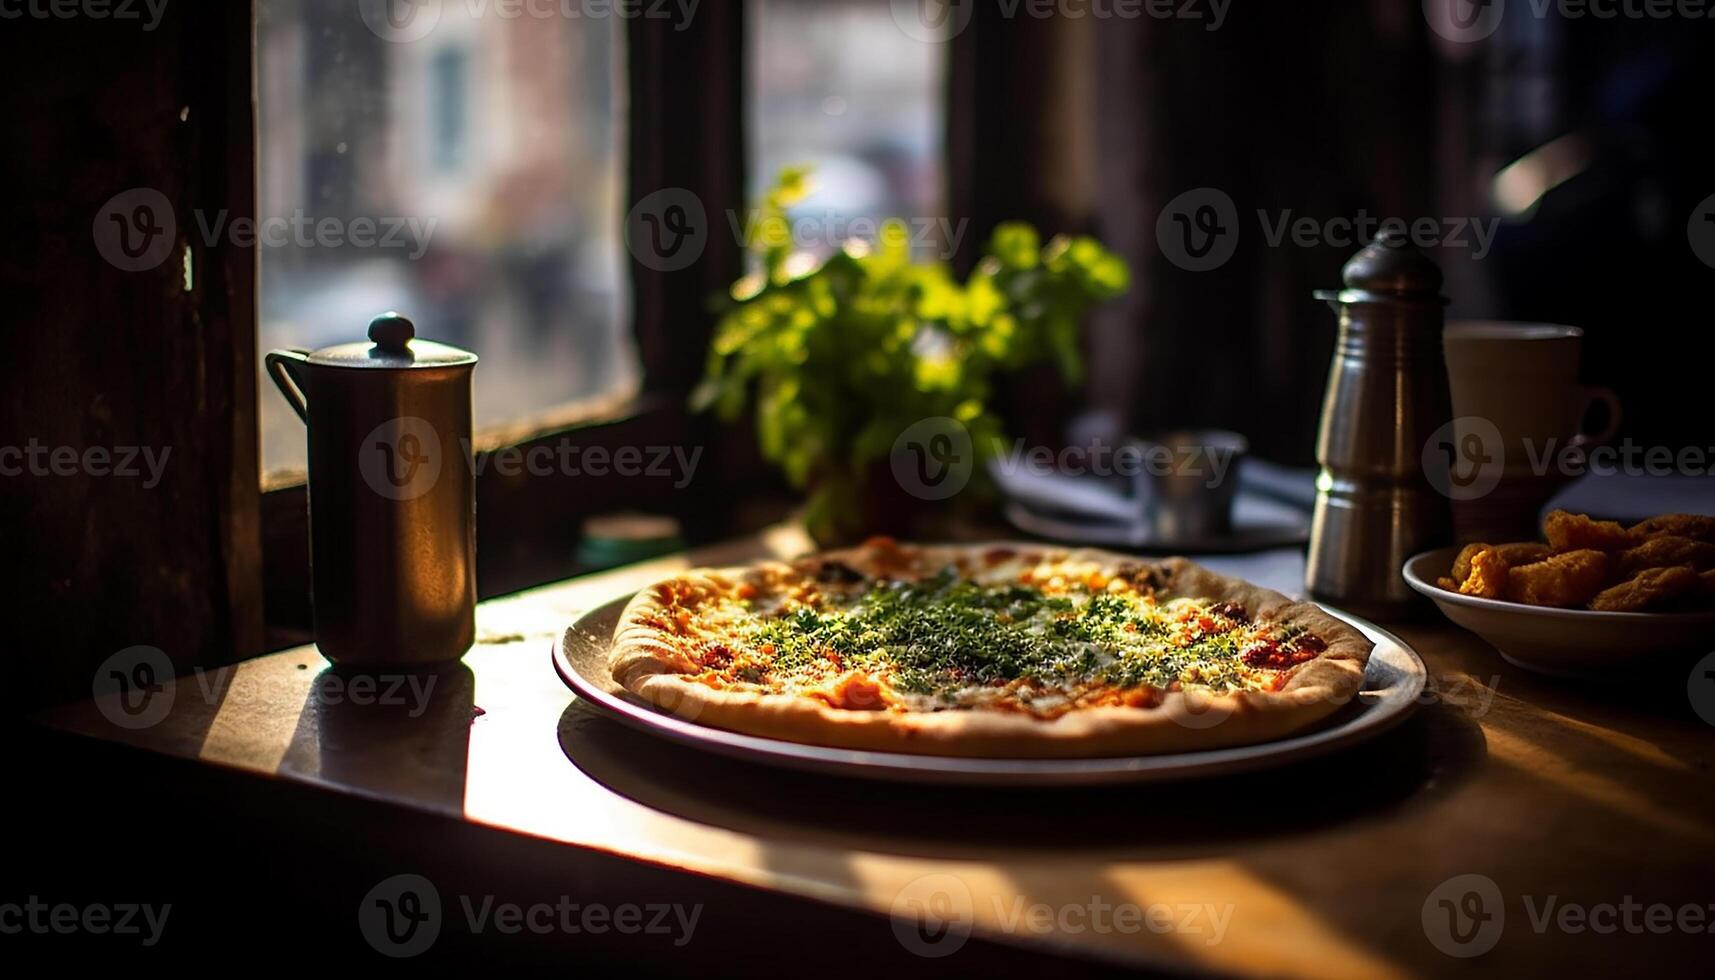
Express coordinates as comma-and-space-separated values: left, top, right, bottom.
428, 47, 470, 174
255, 0, 634, 476
748, 0, 946, 258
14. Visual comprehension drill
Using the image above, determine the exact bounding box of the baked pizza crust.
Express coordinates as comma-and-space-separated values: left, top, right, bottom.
609, 543, 1372, 758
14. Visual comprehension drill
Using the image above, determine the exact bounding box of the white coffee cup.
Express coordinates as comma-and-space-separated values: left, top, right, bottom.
1443, 321, 1620, 475
1442, 321, 1621, 541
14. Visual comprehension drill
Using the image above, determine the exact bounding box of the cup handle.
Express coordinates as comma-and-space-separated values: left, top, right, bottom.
1569, 385, 1622, 449
265, 349, 312, 424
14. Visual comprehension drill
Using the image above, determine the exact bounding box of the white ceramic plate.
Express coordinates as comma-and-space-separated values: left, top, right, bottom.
1403, 546, 1715, 677
552, 595, 1425, 786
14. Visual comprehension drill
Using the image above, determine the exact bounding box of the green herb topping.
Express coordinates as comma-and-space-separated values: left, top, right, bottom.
745, 571, 1263, 700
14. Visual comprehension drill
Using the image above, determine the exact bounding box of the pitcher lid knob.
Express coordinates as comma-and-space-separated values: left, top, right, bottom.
368, 313, 416, 353
289, 312, 475, 369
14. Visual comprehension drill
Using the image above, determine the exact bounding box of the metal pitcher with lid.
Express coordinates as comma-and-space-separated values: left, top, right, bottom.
266, 313, 478, 665
1306, 234, 1452, 618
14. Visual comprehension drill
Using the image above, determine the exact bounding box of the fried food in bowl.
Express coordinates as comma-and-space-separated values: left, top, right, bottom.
1433, 510, 1715, 613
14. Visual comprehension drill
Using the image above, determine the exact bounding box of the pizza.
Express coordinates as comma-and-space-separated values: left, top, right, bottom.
608, 539, 1372, 757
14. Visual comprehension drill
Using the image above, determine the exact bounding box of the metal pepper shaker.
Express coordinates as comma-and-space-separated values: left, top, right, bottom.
266, 313, 478, 665
1305, 233, 1452, 618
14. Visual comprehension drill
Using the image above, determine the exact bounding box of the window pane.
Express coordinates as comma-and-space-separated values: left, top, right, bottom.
257, 0, 633, 475
748, 0, 946, 257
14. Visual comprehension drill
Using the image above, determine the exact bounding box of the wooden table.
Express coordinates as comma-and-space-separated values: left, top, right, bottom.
38, 527, 1715, 976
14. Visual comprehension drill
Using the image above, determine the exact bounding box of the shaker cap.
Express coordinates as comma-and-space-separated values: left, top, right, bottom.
1339, 230, 1445, 298
303, 313, 478, 369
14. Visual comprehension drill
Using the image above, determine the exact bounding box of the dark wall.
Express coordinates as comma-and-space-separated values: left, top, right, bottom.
953, 2, 1714, 464
0, 1, 263, 709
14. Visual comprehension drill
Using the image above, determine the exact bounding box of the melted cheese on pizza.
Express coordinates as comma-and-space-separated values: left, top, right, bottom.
635, 551, 1326, 718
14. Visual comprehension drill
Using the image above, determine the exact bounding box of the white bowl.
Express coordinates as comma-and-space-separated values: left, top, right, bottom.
1403, 546, 1715, 677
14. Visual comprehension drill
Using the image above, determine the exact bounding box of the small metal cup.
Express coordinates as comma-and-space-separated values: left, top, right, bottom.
1132, 429, 1248, 544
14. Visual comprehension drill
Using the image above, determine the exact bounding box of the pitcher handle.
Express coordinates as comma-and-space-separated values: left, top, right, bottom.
265, 349, 313, 424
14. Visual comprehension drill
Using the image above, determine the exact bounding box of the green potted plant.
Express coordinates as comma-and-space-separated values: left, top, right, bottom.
692, 168, 1131, 545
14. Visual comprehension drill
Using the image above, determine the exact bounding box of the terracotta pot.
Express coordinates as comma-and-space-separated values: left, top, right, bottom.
807, 462, 943, 548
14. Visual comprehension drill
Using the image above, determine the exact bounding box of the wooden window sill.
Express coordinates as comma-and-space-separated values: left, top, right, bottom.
35, 529, 1715, 975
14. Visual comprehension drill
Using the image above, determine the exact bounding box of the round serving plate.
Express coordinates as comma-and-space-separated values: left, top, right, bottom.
552, 595, 1427, 786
